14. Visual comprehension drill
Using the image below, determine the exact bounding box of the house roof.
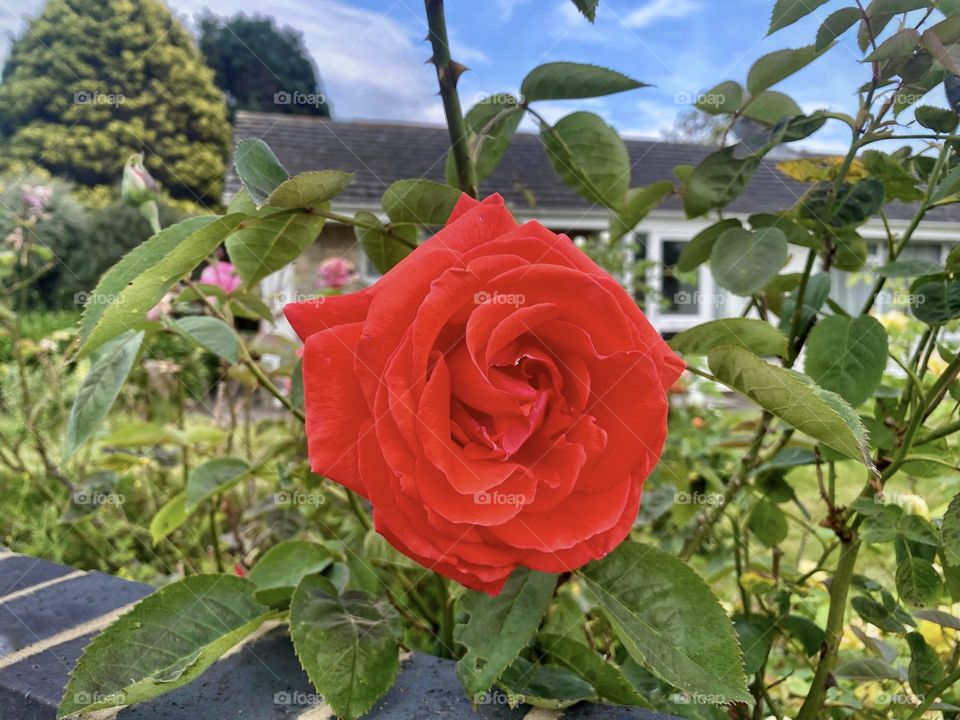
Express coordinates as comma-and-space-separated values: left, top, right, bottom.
229, 111, 960, 225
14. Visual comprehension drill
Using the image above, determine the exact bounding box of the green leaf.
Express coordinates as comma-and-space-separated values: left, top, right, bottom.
267, 170, 353, 208
171, 316, 238, 364
149, 491, 187, 545
497, 658, 597, 709
382, 178, 461, 225
58, 575, 273, 718
669, 318, 788, 357
748, 497, 789, 547
695, 81, 743, 115
355, 211, 417, 274
911, 274, 960, 324
676, 219, 742, 271
234, 138, 289, 207
896, 557, 943, 606
521, 62, 647, 103
942, 493, 960, 566
800, 178, 885, 227
780, 615, 825, 656
226, 209, 326, 287
579, 541, 750, 705
248, 541, 333, 608
913, 608, 960, 629
541, 111, 630, 211
448, 95, 524, 185
871, 0, 932, 12
852, 596, 910, 633
80, 215, 244, 356
907, 631, 946, 696
742, 91, 803, 124
79, 216, 216, 346
861, 150, 924, 203
540, 634, 651, 707
817, 7, 863, 50
876, 260, 940, 278
865, 28, 920, 62
834, 658, 904, 681
734, 616, 775, 675
709, 226, 787, 296
804, 315, 888, 406
185, 457, 251, 512
64, 330, 143, 460
684, 146, 762, 218
289, 575, 402, 720
708, 346, 872, 464
610, 181, 674, 241
570, 0, 598, 21
915, 105, 959, 133
455, 568, 557, 697
769, 0, 830, 34
747, 45, 823, 94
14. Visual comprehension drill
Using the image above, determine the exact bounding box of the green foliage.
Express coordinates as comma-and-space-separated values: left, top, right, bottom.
804, 316, 888, 406
0, 0, 230, 203
198, 12, 331, 117
64, 330, 143, 460
455, 568, 557, 697
290, 576, 403, 720
59, 575, 274, 717
580, 541, 751, 705
520, 62, 648, 102
707, 347, 871, 463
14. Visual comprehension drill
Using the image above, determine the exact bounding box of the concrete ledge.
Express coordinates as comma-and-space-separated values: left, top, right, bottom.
0, 554, 680, 719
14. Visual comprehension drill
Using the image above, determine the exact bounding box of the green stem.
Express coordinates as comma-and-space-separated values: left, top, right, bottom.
348, 489, 372, 533
905, 666, 960, 720
314, 208, 417, 248
424, 0, 478, 197
795, 537, 860, 720
209, 498, 225, 573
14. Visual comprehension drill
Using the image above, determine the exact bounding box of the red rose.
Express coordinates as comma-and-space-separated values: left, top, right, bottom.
284, 194, 684, 595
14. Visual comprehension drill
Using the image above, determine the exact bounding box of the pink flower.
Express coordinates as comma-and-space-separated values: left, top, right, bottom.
21, 185, 54, 218
200, 261, 242, 295
317, 257, 355, 290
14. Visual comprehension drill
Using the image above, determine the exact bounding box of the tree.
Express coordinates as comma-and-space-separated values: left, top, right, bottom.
197, 13, 331, 117
661, 108, 726, 145
0, 0, 230, 205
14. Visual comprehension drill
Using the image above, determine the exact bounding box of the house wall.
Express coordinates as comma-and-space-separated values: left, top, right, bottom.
262, 207, 960, 341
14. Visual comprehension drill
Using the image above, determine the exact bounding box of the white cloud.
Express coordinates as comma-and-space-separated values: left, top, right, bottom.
623, 0, 700, 29
620, 99, 685, 138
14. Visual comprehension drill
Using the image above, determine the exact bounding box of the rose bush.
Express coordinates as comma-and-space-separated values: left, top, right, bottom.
285, 193, 683, 593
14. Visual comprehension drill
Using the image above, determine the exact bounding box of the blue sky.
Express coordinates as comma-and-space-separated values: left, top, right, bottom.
0, 0, 951, 151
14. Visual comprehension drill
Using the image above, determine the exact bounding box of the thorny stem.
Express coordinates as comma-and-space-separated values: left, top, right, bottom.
424, 0, 478, 198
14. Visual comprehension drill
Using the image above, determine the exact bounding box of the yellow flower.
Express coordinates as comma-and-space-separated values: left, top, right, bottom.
877, 310, 909, 332
928, 352, 949, 377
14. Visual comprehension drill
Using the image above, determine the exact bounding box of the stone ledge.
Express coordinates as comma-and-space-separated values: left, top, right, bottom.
0, 554, 680, 719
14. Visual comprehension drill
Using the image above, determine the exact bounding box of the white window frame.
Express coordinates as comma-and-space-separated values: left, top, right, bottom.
641, 228, 719, 333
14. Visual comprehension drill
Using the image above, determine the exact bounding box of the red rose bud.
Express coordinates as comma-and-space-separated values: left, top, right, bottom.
121, 153, 160, 207
284, 194, 684, 596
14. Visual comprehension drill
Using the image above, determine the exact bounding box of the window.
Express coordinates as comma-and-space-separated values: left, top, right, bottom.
642, 233, 718, 333
830, 241, 944, 315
